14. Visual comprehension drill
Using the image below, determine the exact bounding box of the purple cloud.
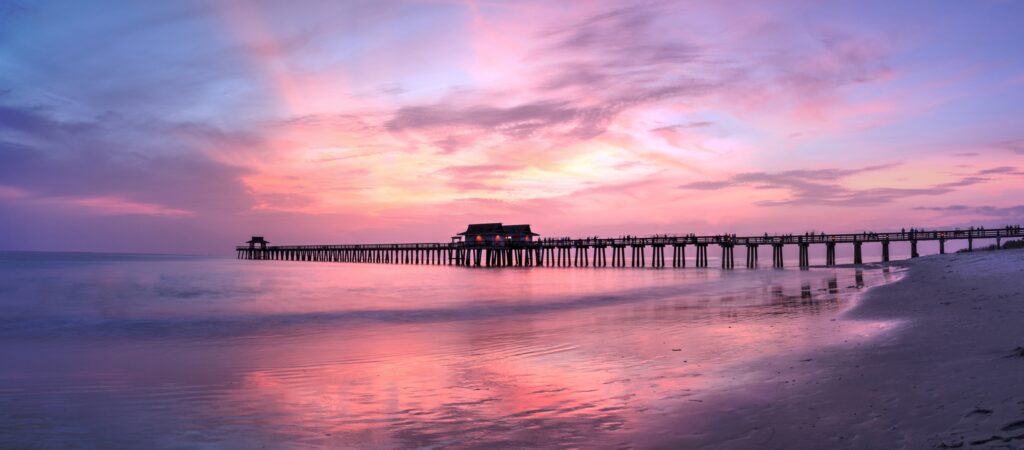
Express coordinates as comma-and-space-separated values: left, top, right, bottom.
996, 140, 1024, 154
678, 164, 1002, 207
434, 164, 527, 191
976, 166, 1024, 176
915, 204, 1024, 218
678, 180, 731, 190
386, 100, 580, 137
384, 4, 724, 149
0, 103, 253, 214
651, 122, 714, 132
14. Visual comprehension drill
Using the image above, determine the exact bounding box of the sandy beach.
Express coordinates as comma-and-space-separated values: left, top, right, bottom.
0, 252, 895, 449
663, 248, 1024, 449
2, 250, 1022, 449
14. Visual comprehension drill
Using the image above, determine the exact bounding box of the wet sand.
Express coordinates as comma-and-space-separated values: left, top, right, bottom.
668, 249, 1024, 449
0, 252, 896, 449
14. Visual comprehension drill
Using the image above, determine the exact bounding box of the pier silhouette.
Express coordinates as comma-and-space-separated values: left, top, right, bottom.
237, 225, 1023, 269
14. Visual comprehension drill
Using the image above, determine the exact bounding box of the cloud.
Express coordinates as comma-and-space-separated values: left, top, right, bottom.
0, 185, 193, 216
936, 176, 989, 188
680, 164, 892, 190
754, 186, 948, 207
650, 121, 714, 132
387, 100, 581, 137
678, 164, 1001, 207
434, 163, 527, 191
538, 5, 707, 91
379, 1, 901, 159
914, 204, 1024, 218
977, 166, 1019, 175
678, 180, 731, 190
0, 103, 253, 216
969, 205, 1024, 217
431, 134, 477, 155
780, 28, 893, 97
383, 3, 723, 152
436, 164, 525, 177
969, 166, 1024, 177
570, 177, 669, 199
912, 205, 969, 212
2, 0, 1022, 252
996, 139, 1024, 154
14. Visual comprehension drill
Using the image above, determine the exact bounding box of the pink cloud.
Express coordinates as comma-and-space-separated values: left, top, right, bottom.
5, 1, 1024, 252
1, 185, 193, 217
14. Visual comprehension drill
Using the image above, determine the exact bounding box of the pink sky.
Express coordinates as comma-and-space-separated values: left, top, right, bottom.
1, 1, 1023, 253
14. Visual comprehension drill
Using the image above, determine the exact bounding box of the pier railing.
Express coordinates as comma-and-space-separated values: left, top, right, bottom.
236, 226, 1023, 269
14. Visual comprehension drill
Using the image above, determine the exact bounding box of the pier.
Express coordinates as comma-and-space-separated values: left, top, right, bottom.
237, 225, 1024, 269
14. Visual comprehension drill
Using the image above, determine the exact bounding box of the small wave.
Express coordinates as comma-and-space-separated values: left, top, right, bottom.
0, 283, 732, 339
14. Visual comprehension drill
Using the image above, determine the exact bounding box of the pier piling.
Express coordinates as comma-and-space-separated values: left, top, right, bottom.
771, 244, 784, 268
720, 244, 734, 269
672, 244, 686, 268
695, 244, 708, 268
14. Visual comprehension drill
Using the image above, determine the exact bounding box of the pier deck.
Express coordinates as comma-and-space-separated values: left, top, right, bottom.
237, 227, 1023, 269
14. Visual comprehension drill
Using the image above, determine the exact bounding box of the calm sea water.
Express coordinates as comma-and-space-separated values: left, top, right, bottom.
0, 252, 901, 449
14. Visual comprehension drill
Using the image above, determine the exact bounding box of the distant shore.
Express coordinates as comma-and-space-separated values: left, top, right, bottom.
668, 248, 1024, 449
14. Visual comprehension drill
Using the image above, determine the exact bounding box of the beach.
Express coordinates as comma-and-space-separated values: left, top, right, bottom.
669, 248, 1024, 449
0, 250, 1021, 448
5, 0, 1023, 448
0, 252, 893, 449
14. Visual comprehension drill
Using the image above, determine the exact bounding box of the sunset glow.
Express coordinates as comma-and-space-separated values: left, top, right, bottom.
2, 1, 1023, 253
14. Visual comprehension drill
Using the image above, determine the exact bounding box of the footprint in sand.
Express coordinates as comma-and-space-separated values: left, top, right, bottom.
966, 407, 993, 417
1002, 420, 1024, 432
934, 435, 963, 448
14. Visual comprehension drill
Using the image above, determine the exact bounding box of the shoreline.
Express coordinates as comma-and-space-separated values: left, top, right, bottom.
664, 248, 1024, 449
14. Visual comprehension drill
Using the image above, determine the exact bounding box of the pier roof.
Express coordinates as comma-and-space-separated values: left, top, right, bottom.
458, 223, 505, 236
457, 223, 539, 237
503, 225, 539, 236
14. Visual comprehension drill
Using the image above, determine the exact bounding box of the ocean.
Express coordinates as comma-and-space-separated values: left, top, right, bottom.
0, 252, 901, 448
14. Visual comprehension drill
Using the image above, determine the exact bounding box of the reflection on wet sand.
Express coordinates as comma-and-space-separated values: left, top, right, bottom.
0, 255, 903, 448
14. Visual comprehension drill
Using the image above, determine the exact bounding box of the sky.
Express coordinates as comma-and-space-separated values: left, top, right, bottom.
1, 0, 1023, 254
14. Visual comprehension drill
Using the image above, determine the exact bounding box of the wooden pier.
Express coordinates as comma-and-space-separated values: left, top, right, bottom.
237, 226, 1023, 269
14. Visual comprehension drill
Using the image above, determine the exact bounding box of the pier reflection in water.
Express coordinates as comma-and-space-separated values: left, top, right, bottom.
0, 254, 901, 448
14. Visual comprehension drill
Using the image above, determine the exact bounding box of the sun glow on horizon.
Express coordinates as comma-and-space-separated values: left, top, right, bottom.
1, 1, 1023, 251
